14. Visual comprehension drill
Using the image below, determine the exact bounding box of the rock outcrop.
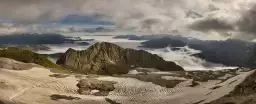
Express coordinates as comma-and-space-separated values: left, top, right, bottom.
77, 79, 116, 96
57, 42, 184, 75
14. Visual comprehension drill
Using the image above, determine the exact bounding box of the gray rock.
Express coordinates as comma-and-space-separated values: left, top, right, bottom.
77, 79, 116, 96
50, 94, 81, 100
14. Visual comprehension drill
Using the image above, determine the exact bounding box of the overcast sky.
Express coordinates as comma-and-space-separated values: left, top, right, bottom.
0, 0, 256, 40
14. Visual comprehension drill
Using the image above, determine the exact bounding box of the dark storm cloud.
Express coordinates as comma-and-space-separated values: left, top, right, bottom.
0, 0, 197, 27
0, 0, 85, 22
189, 18, 234, 32
189, 3, 256, 39
1, 0, 256, 39
141, 19, 161, 29
237, 5, 256, 34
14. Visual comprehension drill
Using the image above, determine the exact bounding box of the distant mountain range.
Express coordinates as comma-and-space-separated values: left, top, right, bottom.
0, 33, 66, 44
0, 33, 91, 46
140, 36, 256, 68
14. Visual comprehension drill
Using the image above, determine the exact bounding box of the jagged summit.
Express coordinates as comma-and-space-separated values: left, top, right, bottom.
57, 42, 184, 75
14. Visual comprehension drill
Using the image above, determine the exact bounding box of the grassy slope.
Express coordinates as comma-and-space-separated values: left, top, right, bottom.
0, 47, 65, 70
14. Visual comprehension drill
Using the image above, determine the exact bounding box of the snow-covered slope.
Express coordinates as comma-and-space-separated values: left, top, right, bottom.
0, 58, 254, 104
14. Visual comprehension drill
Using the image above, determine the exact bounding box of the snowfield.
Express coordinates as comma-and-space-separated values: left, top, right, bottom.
0, 58, 254, 104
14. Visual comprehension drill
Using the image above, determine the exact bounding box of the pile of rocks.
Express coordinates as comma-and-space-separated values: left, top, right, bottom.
77, 79, 116, 96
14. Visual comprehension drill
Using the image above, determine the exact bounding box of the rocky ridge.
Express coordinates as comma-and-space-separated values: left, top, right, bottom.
57, 42, 184, 75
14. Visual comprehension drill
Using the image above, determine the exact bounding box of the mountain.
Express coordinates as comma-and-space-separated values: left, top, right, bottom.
56, 42, 184, 75
141, 36, 188, 48
0, 44, 50, 51
192, 39, 256, 68
141, 36, 256, 68
0, 33, 66, 45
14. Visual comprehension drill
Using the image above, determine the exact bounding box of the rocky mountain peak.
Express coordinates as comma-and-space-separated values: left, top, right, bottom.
57, 42, 184, 75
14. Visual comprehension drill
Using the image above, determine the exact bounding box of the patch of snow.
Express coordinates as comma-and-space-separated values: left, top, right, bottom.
90, 90, 100, 94
161, 76, 187, 80
127, 70, 142, 75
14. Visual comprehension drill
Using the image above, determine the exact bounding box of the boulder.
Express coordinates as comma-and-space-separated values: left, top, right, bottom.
77, 79, 116, 96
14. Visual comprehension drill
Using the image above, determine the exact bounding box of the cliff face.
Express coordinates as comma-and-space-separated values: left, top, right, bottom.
57, 42, 184, 75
